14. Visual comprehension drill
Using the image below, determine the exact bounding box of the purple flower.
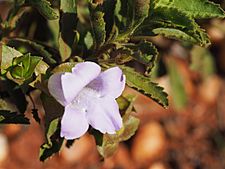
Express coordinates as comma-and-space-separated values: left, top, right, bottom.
48, 62, 126, 140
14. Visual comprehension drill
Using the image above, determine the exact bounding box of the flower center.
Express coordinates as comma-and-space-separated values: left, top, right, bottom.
70, 87, 101, 113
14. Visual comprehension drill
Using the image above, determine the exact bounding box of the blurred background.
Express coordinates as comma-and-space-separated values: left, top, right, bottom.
0, 1, 225, 169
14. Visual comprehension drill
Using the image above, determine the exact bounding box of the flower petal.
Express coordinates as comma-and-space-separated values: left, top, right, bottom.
48, 73, 67, 106
88, 67, 126, 98
87, 97, 123, 134
72, 61, 101, 85
48, 61, 101, 106
61, 105, 89, 140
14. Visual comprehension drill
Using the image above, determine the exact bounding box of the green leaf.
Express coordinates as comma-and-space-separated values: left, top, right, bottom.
97, 138, 118, 158
52, 62, 76, 73
190, 46, 215, 79
113, 47, 133, 64
48, 18, 60, 47
84, 31, 94, 50
152, 28, 198, 44
59, 0, 78, 61
39, 93, 64, 161
119, 115, 139, 141
40, 93, 63, 127
0, 110, 29, 124
138, 6, 210, 46
122, 41, 158, 68
34, 60, 49, 76
10, 54, 42, 80
89, 129, 103, 146
166, 58, 187, 110
60, 0, 76, 13
114, 0, 150, 39
154, 0, 225, 19
1, 45, 23, 74
89, 4, 106, 48
0, 79, 28, 114
46, 118, 60, 146
116, 96, 130, 111
7, 38, 57, 65
121, 66, 168, 108
30, 62, 76, 94
29, 74, 49, 94
26, 0, 59, 20
0, 98, 17, 112
8, 7, 30, 31
102, 0, 118, 42
39, 138, 63, 161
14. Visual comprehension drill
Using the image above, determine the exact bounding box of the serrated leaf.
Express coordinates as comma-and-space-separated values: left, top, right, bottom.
113, 48, 133, 64
153, 28, 198, 44
121, 66, 168, 108
59, 0, 78, 61
89, 4, 106, 48
154, 0, 225, 19
138, 6, 210, 46
10, 54, 42, 80
0, 110, 29, 124
1, 45, 23, 74
127, 0, 150, 30
26, 0, 59, 20
115, 0, 150, 38
123, 41, 158, 69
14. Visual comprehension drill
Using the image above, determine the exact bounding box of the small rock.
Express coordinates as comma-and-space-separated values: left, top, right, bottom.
149, 162, 167, 169
0, 133, 9, 163
61, 134, 98, 164
132, 122, 167, 167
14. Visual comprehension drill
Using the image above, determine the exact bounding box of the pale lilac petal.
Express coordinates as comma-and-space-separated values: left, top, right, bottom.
48, 61, 101, 106
61, 73, 86, 105
61, 105, 89, 139
87, 96, 123, 134
72, 61, 101, 85
48, 72, 84, 106
88, 67, 126, 98
48, 73, 68, 106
